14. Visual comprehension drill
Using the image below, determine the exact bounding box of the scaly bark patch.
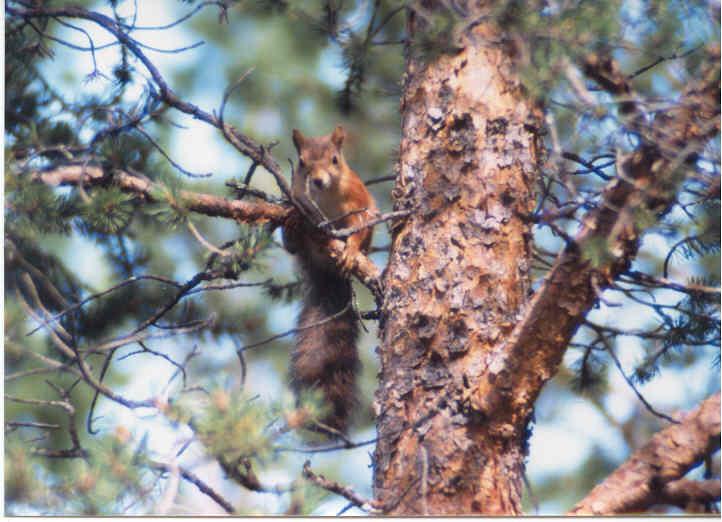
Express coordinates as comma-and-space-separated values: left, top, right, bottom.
373, 7, 541, 515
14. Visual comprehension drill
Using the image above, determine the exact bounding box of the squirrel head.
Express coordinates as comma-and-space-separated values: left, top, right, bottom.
292, 125, 348, 193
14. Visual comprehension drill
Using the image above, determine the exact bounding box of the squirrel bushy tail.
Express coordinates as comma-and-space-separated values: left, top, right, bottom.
290, 262, 360, 435
285, 125, 376, 436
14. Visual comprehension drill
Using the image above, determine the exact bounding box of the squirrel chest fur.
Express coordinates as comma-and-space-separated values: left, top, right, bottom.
283, 125, 377, 435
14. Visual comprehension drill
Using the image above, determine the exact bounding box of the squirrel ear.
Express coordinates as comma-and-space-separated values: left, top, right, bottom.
331, 125, 345, 149
292, 129, 305, 153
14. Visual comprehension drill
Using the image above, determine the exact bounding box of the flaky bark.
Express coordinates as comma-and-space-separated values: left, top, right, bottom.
373, 6, 542, 515
570, 393, 721, 515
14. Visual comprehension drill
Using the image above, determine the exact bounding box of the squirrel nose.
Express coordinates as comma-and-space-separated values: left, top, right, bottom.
312, 177, 325, 189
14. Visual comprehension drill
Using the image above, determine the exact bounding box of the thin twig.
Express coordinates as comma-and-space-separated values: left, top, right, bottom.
302, 461, 380, 513
588, 325, 679, 424
151, 461, 235, 514
237, 302, 352, 353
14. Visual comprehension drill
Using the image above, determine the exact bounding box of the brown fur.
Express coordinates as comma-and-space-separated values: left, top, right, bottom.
284, 126, 376, 435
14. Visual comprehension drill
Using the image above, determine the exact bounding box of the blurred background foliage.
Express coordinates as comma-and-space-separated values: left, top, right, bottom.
4, 0, 720, 515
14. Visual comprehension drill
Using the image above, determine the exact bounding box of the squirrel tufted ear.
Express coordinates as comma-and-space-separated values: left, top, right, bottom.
331, 125, 345, 149
292, 129, 305, 153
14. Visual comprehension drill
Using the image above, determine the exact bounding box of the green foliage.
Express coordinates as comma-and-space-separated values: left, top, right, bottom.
5, 442, 49, 513
99, 134, 154, 171
78, 187, 136, 235
580, 236, 615, 268
676, 232, 721, 265
509, 0, 622, 101
5, 429, 153, 515
6, 177, 76, 236
193, 389, 275, 463
632, 277, 721, 385
145, 198, 186, 231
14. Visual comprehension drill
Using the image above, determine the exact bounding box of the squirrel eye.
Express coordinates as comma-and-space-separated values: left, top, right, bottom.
298, 158, 305, 168
332, 155, 338, 165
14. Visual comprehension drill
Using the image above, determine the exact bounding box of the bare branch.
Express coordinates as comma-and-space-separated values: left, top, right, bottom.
6, 421, 61, 430
365, 174, 397, 185
660, 478, 721, 510
150, 461, 235, 514
627, 45, 703, 80
117, 1, 228, 32
238, 301, 353, 353
154, 461, 181, 515
302, 460, 380, 513
274, 436, 378, 455
620, 270, 721, 296
586, 323, 679, 424
6, 388, 87, 459
570, 392, 720, 514
26, 274, 182, 337
186, 218, 230, 256
324, 209, 414, 239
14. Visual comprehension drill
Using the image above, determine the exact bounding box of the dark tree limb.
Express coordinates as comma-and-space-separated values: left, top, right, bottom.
302, 460, 380, 513
151, 461, 236, 514
5, 3, 293, 200
569, 393, 721, 514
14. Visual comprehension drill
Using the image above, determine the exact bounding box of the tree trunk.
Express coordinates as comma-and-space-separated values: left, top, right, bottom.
373, 5, 542, 515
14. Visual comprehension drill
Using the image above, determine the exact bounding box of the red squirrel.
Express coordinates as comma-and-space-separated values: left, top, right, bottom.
282, 125, 377, 435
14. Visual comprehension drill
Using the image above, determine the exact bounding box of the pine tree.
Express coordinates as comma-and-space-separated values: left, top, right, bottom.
5, 0, 720, 515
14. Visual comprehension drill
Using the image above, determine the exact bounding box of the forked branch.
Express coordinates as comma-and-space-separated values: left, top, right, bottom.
570, 392, 720, 514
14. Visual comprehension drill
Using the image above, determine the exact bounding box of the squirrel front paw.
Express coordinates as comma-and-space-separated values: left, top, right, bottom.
339, 245, 359, 278
282, 211, 304, 254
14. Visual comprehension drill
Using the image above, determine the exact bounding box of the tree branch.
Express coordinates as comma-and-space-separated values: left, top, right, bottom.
302, 460, 380, 513
31, 163, 289, 225
6, 3, 293, 200
217, 456, 295, 495
29, 163, 383, 300
569, 392, 721, 514
150, 461, 235, 514
660, 478, 721, 510
468, 47, 720, 424
8, 0, 386, 300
